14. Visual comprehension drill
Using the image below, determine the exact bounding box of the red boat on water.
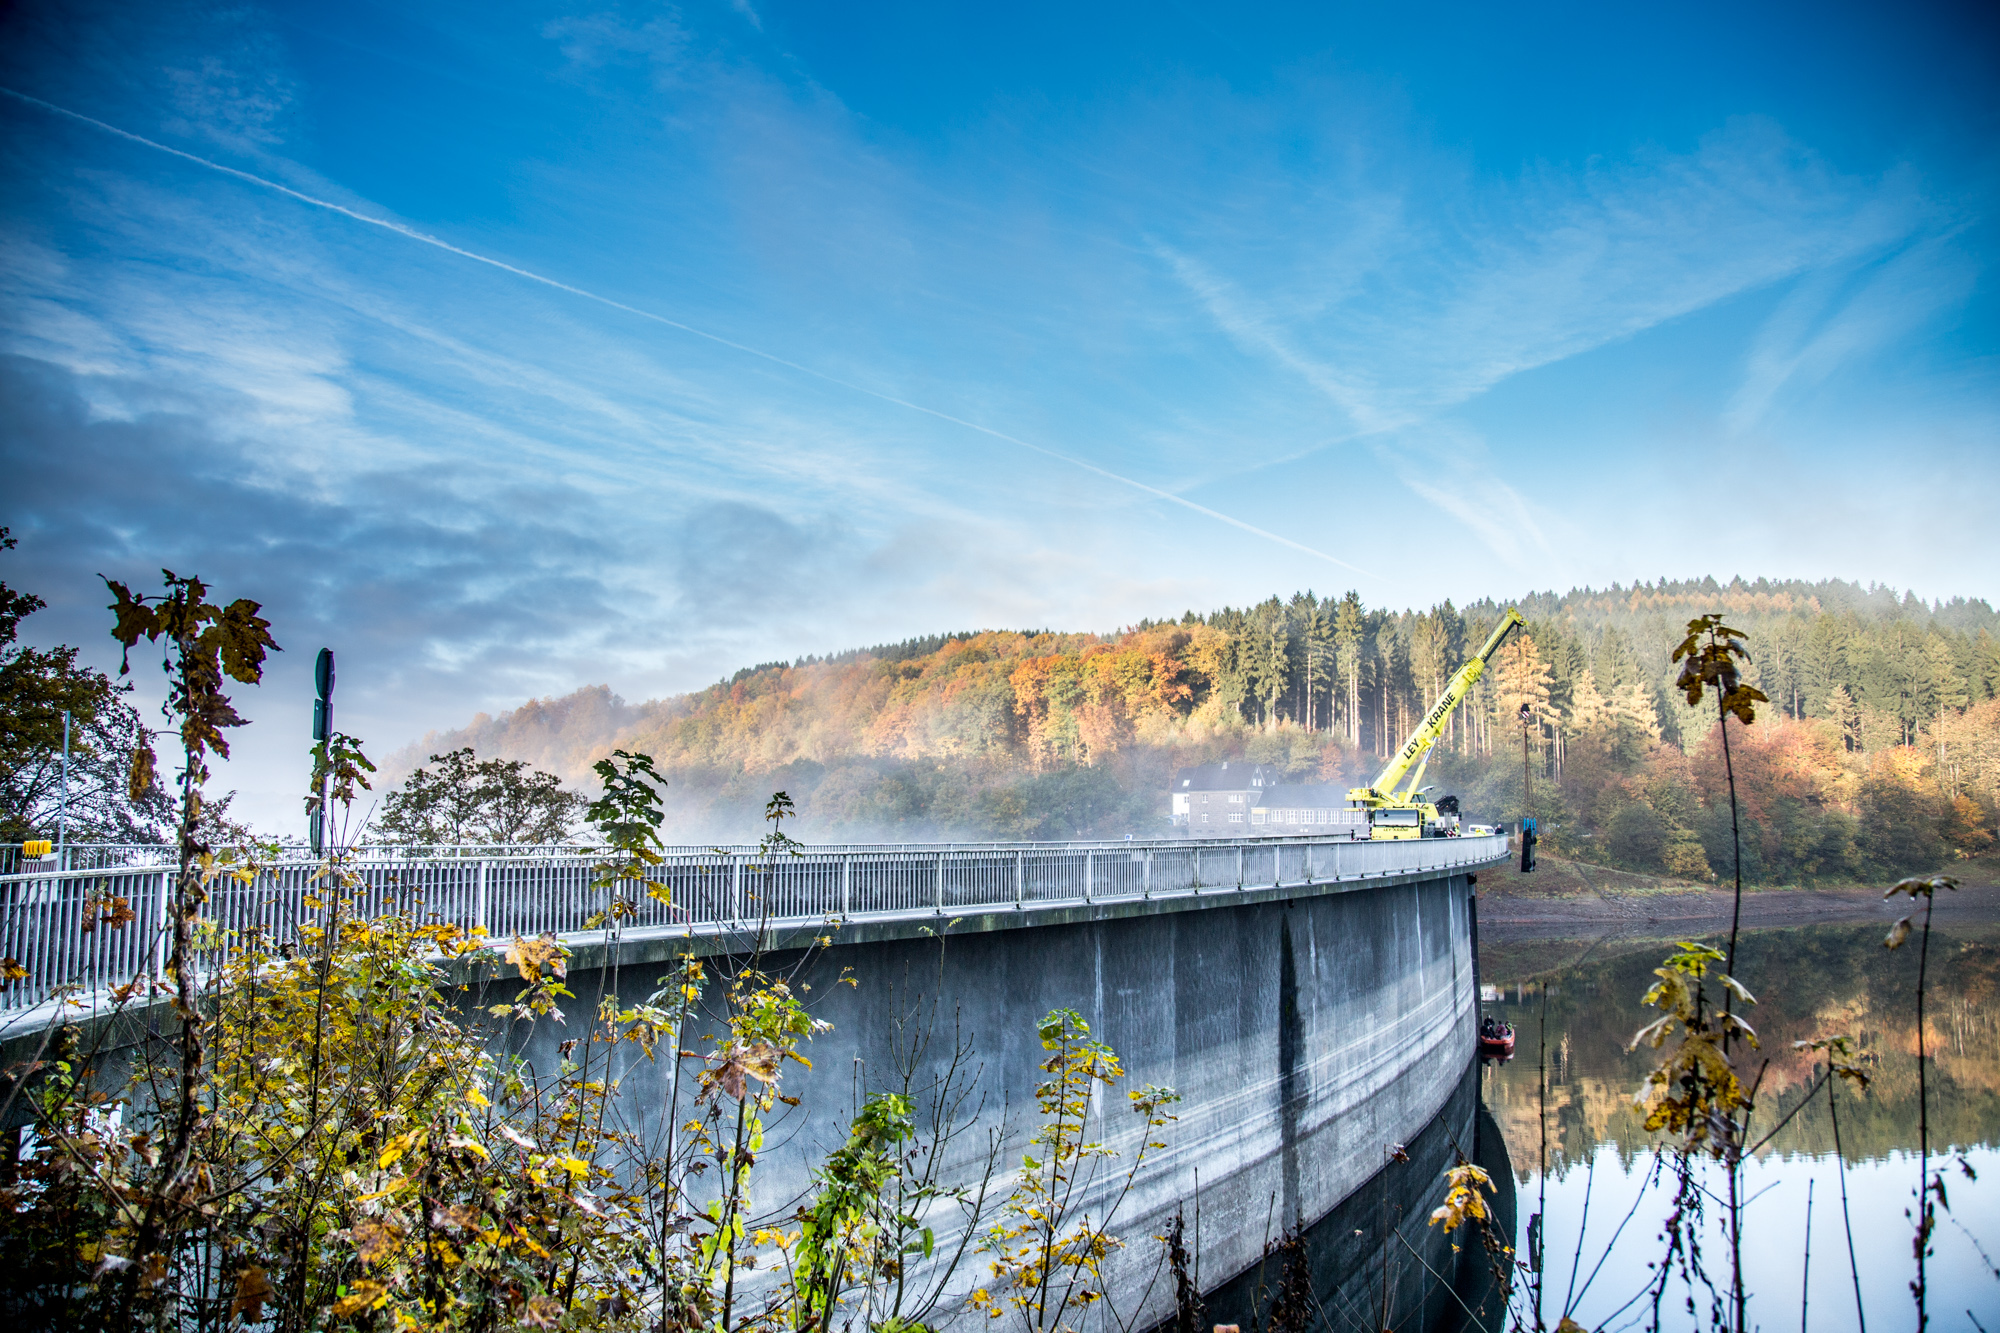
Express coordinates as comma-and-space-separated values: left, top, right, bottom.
1478, 1016, 1516, 1061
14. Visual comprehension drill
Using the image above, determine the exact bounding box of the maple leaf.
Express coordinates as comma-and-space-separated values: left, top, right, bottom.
505, 933, 567, 982
351, 1218, 402, 1266
710, 1042, 781, 1100
229, 1266, 275, 1321
1670, 614, 1768, 725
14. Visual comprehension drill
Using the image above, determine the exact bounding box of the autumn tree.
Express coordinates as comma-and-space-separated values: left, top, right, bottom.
373, 746, 585, 845
0, 531, 169, 843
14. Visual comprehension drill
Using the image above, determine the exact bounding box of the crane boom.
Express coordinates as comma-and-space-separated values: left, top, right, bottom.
1349, 609, 1525, 836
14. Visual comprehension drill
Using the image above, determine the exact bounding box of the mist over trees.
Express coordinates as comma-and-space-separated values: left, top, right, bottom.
7, 541, 1994, 878
391, 577, 2000, 881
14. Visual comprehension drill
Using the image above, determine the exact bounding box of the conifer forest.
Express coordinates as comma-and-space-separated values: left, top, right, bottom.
398, 577, 2000, 884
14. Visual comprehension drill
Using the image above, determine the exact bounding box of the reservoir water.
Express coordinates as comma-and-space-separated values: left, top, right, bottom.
1478, 918, 2000, 1332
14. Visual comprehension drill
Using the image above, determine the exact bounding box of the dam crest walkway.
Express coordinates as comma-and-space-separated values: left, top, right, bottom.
0, 832, 1505, 1035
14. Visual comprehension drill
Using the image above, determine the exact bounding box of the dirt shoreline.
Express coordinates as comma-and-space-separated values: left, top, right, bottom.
1474, 857, 2000, 940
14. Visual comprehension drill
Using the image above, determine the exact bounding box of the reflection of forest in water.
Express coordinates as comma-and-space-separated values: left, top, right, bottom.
1478, 921, 2000, 1175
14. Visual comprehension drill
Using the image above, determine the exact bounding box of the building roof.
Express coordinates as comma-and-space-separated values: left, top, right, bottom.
1254, 783, 1351, 809
1173, 762, 1272, 792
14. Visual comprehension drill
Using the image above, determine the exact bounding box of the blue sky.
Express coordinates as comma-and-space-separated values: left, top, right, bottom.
2, 0, 1996, 827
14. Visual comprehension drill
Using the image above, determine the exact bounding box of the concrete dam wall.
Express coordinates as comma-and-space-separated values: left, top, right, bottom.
520, 840, 1507, 1329
0, 834, 1508, 1327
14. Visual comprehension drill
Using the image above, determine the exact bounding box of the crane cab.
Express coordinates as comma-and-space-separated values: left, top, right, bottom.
1346, 794, 1448, 840
1367, 804, 1425, 840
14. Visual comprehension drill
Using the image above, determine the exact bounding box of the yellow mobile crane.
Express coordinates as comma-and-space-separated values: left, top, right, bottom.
1349, 608, 1526, 839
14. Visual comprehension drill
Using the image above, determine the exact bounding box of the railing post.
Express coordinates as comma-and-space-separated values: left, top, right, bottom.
1015, 850, 1025, 910
731, 859, 743, 921
1084, 851, 1093, 903
476, 859, 489, 934
841, 854, 852, 917
1142, 848, 1152, 899
1236, 844, 1245, 891
934, 851, 945, 915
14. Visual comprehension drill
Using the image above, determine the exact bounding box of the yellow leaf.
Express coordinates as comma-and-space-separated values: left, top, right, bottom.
446, 1135, 490, 1161
505, 932, 567, 981
331, 1279, 389, 1317
465, 1086, 491, 1109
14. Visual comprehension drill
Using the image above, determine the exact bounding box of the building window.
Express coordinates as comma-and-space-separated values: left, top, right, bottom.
1228, 793, 1243, 804
1228, 814, 1243, 823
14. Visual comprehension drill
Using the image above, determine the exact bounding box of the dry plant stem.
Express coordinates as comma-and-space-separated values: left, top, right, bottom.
1561, 1152, 1595, 1321
1566, 1153, 1662, 1315
1827, 1075, 1867, 1333
289, 870, 340, 1330
1535, 981, 1548, 1332
1913, 889, 1936, 1333
126, 687, 206, 1317
1714, 657, 1747, 1333
1798, 1177, 1814, 1333
654, 983, 693, 1333
1376, 1184, 1395, 1333
1718, 695, 1743, 976
718, 1090, 751, 1333
1390, 1228, 1494, 1333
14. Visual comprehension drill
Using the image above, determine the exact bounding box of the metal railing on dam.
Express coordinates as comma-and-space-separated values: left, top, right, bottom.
0, 833, 1505, 1018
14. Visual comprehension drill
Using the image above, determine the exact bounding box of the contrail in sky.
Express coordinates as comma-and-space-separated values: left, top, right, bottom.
2, 85, 1372, 577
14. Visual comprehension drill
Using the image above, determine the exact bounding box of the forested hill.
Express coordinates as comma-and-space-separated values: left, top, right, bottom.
388, 576, 2000, 881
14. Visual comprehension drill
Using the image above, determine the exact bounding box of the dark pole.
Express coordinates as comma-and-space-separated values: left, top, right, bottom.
311, 648, 334, 854
1519, 698, 1535, 872
1520, 704, 1532, 822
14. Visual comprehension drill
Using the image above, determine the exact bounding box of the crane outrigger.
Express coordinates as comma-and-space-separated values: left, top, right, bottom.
1348, 607, 1526, 840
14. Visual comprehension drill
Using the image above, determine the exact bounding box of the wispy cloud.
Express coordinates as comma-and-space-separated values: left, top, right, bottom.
1725, 233, 1977, 434
1161, 120, 1938, 432
0, 86, 1367, 574
1148, 115, 1950, 563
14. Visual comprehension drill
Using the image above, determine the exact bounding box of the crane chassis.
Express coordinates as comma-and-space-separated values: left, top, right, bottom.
1347, 607, 1525, 840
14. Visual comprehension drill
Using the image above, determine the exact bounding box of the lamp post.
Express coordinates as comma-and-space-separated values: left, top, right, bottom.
1518, 701, 1537, 873
1518, 701, 1532, 812
57, 709, 71, 869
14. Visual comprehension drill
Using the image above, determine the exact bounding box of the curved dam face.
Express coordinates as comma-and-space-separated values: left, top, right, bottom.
541, 849, 1501, 1330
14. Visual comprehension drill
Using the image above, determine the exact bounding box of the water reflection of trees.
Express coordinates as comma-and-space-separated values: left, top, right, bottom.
1480, 923, 2000, 1179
